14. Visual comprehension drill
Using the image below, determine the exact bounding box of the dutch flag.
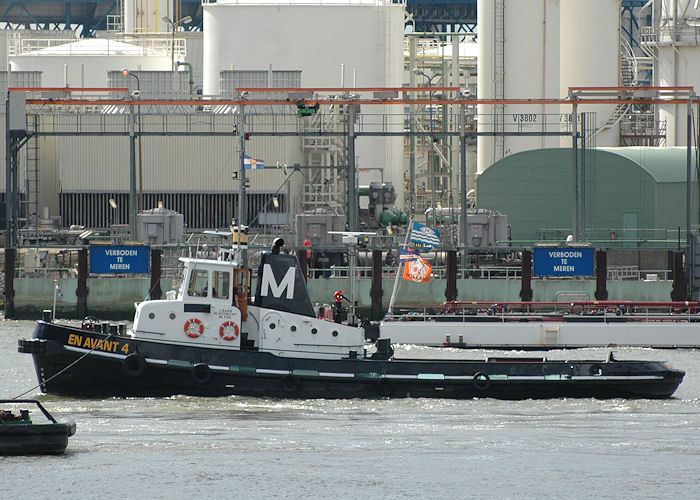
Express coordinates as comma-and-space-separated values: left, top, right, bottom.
409, 221, 440, 247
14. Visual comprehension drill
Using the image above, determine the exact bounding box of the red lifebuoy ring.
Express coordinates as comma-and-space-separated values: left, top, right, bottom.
219, 321, 239, 341
184, 318, 204, 338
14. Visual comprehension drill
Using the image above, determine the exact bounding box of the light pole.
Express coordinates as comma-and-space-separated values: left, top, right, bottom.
121, 69, 141, 240
413, 68, 440, 226
162, 15, 192, 72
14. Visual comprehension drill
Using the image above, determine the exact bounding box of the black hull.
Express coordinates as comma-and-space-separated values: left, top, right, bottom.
21, 321, 685, 400
0, 423, 75, 455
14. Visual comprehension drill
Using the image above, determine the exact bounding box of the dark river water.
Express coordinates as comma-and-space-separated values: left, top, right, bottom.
2, 320, 699, 499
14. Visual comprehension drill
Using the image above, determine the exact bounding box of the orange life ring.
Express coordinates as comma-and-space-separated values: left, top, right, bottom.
184, 318, 204, 338
219, 321, 239, 341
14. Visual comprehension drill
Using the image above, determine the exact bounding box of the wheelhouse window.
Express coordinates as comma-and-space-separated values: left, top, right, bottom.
212, 271, 230, 299
187, 269, 209, 297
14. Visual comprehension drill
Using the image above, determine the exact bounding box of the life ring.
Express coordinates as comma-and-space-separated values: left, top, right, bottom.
281, 374, 301, 393
122, 353, 147, 378
184, 318, 204, 338
219, 321, 240, 341
472, 372, 491, 391
192, 363, 212, 384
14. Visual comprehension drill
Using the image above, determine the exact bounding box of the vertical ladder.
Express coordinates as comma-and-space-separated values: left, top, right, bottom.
301, 103, 347, 214
22, 114, 40, 227
493, 0, 505, 163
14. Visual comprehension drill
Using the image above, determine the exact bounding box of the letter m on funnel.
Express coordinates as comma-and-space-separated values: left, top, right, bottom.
254, 253, 315, 317
260, 264, 295, 299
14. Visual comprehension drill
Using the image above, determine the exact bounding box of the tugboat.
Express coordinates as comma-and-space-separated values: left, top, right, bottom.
0, 399, 75, 455
19, 239, 684, 400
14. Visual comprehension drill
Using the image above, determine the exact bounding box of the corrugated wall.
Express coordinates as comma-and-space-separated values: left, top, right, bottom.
58, 191, 288, 230
58, 114, 302, 192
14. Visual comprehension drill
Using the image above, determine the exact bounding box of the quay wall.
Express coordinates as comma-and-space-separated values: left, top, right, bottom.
9, 276, 674, 320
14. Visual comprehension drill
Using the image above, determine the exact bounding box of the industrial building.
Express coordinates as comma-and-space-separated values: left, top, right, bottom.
1, 0, 700, 260
477, 147, 698, 244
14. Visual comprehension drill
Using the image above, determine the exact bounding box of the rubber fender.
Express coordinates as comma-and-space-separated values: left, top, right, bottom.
192, 363, 212, 384
472, 372, 491, 390
17, 338, 48, 355
122, 353, 147, 378
281, 374, 301, 393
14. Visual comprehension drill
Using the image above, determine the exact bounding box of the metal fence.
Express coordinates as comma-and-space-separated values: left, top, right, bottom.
3, 243, 673, 282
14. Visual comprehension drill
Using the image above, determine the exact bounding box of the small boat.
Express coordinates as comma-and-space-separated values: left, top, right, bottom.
380, 300, 700, 349
0, 399, 76, 455
19, 239, 685, 400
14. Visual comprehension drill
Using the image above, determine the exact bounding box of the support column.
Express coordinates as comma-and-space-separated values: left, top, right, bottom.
347, 103, 358, 231
460, 102, 468, 271
150, 248, 163, 300
370, 249, 383, 321
238, 107, 248, 267
129, 102, 137, 240
670, 250, 687, 301
571, 99, 579, 242
445, 250, 457, 302
4, 248, 15, 319
76, 248, 88, 319
595, 250, 608, 300
520, 250, 533, 301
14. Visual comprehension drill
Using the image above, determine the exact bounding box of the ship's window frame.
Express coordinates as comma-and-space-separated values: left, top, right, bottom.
212, 270, 230, 300
187, 269, 209, 297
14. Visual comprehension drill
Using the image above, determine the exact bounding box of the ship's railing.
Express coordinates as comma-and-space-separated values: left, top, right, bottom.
303, 265, 672, 281
384, 300, 700, 323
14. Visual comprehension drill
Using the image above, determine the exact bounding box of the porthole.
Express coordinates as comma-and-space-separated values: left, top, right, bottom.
169, 313, 176, 320
148, 312, 155, 320
269, 323, 276, 330
332, 330, 339, 337
290, 325, 297, 332
311, 328, 318, 335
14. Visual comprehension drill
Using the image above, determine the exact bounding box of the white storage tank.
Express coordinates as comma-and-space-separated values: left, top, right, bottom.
202, 0, 406, 206
10, 38, 171, 88
559, 0, 620, 147
654, 0, 700, 146
202, 0, 404, 92
477, 0, 561, 175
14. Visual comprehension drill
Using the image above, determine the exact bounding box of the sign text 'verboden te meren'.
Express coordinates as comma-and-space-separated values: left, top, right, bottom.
90, 245, 150, 274
533, 247, 594, 277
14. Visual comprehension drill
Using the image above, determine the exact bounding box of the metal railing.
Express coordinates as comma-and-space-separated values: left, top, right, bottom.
4, 244, 674, 283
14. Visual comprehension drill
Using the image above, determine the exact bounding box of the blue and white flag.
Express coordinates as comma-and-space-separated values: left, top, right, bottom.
244, 154, 265, 169
55, 282, 63, 298
399, 248, 420, 261
409, 221, 440, 247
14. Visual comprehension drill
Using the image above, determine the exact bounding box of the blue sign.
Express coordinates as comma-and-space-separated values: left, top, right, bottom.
533, 247, 594, 276
90, 245, 149, 274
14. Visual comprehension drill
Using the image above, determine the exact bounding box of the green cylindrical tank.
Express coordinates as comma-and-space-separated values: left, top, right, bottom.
379, 209, 408, 226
